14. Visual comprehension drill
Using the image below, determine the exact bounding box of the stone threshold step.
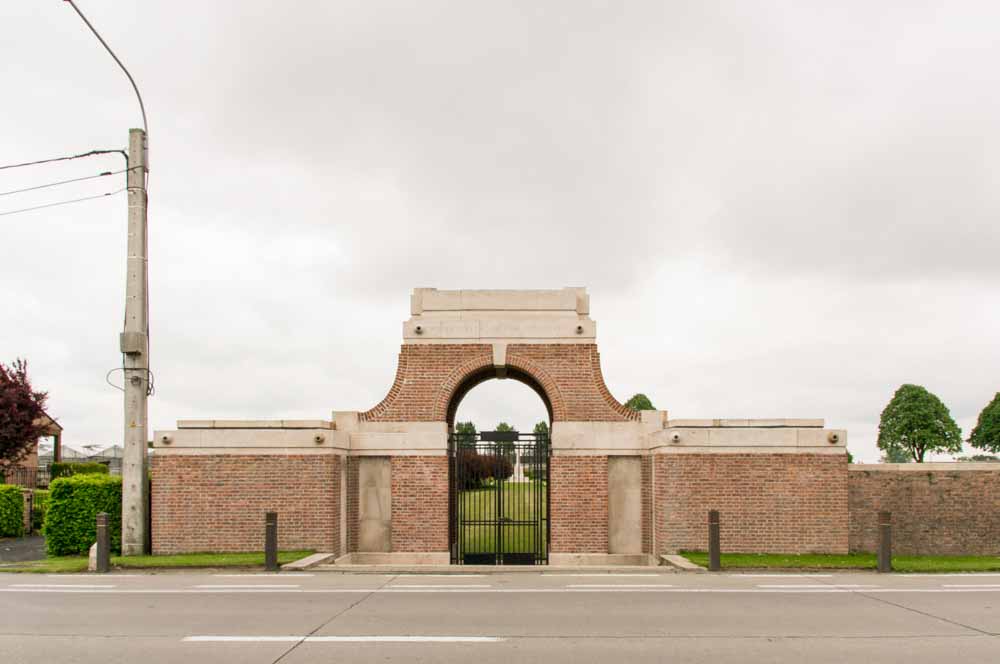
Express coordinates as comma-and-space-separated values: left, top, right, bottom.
312, 564, 675, 574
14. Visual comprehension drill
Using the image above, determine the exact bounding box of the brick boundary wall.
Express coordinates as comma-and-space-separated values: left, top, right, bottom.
151, 454, 340, 555
345, 456, 359, 554
641, 456, 652, 554
550, 455, 609, 553
849, 466, 1000, 556
390, 456, 449, 552
654, 454, 849, 555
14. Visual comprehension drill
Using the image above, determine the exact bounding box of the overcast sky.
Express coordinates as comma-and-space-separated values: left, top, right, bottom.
2, 2, 997, 461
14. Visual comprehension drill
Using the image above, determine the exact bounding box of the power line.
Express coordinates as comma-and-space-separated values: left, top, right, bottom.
0, 167, 138, 197
0, 149, 126, 172
0, 188, 126, 218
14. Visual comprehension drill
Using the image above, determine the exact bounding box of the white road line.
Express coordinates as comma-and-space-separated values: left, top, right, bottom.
193, 584, 301, 589
44, 574, 142, 578
6, 587, 1000, 595
756, 584, 879, 589
9, 584, 117, 589
568, 584, 674, 588
905, 573, 1000, 577
942, 584, 1000, 588
184, 635, 504, 643
213, 573, 314, 578
542, 574, 659, 577
730, 574, 833, 578
390, 584, 492, 589
393, 574, 485, 578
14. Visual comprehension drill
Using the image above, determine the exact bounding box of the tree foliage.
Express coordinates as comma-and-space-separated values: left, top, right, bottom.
877, 384, 962, 462
968, 392, 1000, 453
881, 446, 912, 463
624, 393, 655, 411
495, 421, 514, 432
533, 421, 549, 436
454, 421, 477, 446
0, 358, 49, 465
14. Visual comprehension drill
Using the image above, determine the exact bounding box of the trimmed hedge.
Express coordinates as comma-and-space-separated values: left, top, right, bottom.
0, 484, 24, 537
31, 489, 49, 533
44, 475, 122, 556
50, 461, 109, 480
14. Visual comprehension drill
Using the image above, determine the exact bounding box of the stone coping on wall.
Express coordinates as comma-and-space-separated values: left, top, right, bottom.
850, 463, 1000, 472
650, 420, 846, 454
177, 419, 334, 429
155, 416, 848, 456
665, 418, 825, 428
153, 426, 348, 452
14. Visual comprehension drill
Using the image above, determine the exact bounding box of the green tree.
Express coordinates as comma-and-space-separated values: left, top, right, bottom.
957, 454, 1000, 463
877, 384, 962, 462
624, 393, 655, 411
494, 421, 515, 459
881, 446, 912, 463
533, 421, 549, 436
968, 392, 1000, 454
454, 421, 477, 446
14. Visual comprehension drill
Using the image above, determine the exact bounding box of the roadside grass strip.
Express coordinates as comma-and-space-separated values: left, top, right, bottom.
681, 551, 1000, 573
0, 551, 317, 574
184, 636, 504, 643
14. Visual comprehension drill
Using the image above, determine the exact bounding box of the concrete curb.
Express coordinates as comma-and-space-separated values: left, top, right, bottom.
313, 564, 678, 574
659, 554, 707, 572
281, 552, 336, 571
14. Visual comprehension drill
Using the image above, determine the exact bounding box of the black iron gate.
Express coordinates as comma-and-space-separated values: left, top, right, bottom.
449, 430, 550, 565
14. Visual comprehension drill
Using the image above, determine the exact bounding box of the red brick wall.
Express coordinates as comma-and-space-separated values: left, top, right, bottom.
849, 467, 1000, 555
654, 454, 849, 554
362, 343, 636, 423
151, 454, 340, 555
550, 455, 608, 552
390, 456, 449, 552
345, 456, 359, 553
641, 455, 652, 554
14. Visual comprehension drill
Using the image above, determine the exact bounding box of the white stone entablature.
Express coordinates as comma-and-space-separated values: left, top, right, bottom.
403, 287, 595, 344
153, 414, 847, 456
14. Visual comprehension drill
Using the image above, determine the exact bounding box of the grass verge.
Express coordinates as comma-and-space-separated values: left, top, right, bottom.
0, 550, 314, 573
680, 551, 1000, 573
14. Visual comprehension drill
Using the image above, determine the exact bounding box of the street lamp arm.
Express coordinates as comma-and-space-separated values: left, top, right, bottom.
63, 0, 148, 137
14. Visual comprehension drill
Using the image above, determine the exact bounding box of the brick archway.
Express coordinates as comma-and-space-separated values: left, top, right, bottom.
438, 353, 566, 428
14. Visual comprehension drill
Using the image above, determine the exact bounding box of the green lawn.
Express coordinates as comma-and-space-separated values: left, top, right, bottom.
459, 481, 547, 556
680, 551, 1000, 573
0, 550, 314, 573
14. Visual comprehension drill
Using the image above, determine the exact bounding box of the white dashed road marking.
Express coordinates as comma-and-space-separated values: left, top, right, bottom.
10, 584, 116, 589
193, 584, 301, 589
183, 635, 504, 643
756, 584, 879, 589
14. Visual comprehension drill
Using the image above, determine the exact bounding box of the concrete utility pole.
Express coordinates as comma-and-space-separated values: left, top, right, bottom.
120, 128, 149, 555
63, 0, 151, 556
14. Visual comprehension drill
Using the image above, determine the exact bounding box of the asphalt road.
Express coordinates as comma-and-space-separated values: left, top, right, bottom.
2, 570, 999, 663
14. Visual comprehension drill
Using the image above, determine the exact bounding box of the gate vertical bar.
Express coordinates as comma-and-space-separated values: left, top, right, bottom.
495, 440, 502, 565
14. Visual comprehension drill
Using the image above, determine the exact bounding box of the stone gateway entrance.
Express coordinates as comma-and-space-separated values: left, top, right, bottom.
151, 288, 854, 563
449, 429, 551, 565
